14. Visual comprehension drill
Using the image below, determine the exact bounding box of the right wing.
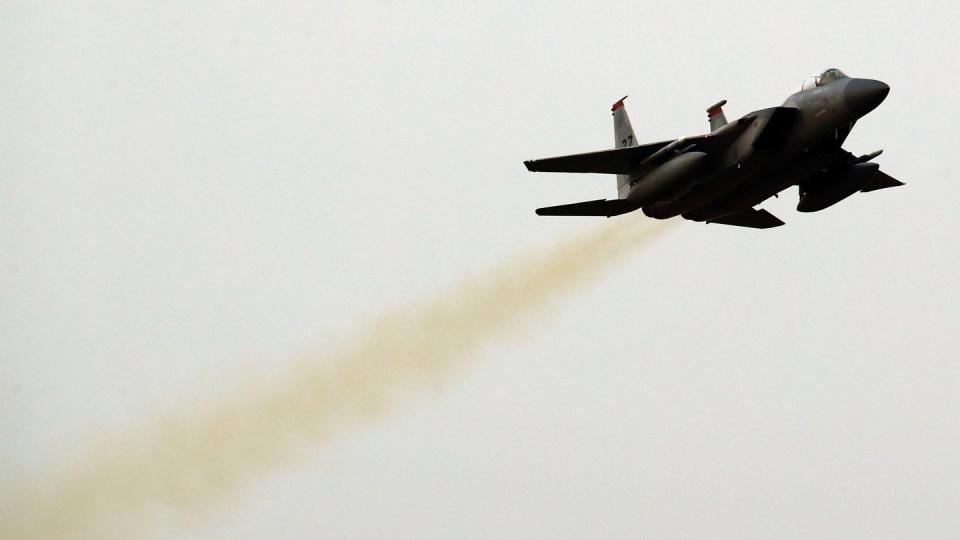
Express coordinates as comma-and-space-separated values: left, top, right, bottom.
524, 140, 672, 174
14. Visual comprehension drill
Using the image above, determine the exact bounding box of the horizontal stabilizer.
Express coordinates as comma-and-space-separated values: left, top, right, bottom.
706, 208, 784, 229
861, 171, 904, 192
524, 140, 672, 175
536, 199, 640, 217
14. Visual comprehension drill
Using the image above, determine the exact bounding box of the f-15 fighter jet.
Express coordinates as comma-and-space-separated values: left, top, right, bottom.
524, 68, 903, 228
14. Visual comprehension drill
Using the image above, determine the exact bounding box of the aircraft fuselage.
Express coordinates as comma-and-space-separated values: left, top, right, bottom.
525, 69, 901, 228
646, 77, 889, 222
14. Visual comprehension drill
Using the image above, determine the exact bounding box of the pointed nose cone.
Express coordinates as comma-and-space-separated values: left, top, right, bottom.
844, 78, 890, 117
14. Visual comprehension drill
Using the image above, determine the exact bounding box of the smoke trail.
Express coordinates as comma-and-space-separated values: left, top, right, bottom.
1, 216, 672, 539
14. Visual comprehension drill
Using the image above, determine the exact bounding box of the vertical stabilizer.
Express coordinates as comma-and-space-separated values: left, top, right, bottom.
612, 96, 635, 198
707, 100, 728, 131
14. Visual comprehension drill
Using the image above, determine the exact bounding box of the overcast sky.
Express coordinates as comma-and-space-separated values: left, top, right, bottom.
2, 2, 959, 538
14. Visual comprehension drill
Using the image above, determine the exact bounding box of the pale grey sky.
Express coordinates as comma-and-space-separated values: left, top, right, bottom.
2, 1, 959, 538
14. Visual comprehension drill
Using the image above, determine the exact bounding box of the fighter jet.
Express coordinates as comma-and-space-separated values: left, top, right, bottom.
524, 68, 903, 228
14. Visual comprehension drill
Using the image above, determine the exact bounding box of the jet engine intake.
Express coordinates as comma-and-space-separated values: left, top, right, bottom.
627, 152, 706, 205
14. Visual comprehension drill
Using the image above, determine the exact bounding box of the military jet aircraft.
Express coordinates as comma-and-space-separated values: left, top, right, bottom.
524, 68, 903, 228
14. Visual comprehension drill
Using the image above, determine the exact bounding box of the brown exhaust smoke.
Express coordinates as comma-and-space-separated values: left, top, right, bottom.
1, 217, 673, 539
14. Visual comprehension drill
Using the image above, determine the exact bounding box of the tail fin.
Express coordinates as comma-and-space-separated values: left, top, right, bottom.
707, 100, 728, 131
612, 96, 635, 198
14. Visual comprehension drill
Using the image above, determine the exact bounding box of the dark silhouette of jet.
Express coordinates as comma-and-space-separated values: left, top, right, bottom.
525, 68, 902, 228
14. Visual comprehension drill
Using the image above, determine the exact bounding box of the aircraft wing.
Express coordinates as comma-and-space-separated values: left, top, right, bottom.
524, 140, 672, 174
706, 208, 784, 229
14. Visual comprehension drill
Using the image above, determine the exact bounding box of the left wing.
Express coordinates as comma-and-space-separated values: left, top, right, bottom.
524, 141, 672, 175
524, 119, 755, 176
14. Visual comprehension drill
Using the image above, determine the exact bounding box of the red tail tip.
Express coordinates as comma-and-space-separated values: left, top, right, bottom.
706, 99, 727, 117
611, 95, 628, 112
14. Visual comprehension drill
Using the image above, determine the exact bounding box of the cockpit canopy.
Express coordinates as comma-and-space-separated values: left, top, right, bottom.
801, 68, 849, 91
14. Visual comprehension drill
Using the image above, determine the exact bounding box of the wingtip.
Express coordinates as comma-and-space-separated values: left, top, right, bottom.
524, 160, 536, 172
